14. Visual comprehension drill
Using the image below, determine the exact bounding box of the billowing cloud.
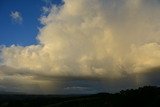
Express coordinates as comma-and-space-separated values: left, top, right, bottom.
1, 0, 160, 94
42, 0, 52, 4
10, 11, 23, 24
42, 6, 51, 15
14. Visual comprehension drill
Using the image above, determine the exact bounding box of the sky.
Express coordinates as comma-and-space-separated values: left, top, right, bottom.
0, 0, 62, 46
0, 0, 160, 94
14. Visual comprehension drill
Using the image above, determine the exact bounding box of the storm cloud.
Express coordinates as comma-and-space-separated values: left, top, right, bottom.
0, 0, 160, 94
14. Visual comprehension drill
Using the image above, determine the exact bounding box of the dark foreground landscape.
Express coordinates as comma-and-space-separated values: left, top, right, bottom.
0, 86, 159, 107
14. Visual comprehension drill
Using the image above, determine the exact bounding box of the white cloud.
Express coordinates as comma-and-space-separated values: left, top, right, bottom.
42, 6, 51, 14
1, 0, 160, 93
42, 0, 51, 4
10, 11, 23, 24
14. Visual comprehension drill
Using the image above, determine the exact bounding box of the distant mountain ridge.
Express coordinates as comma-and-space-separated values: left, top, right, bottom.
0, 91, 25, 95
0, 86, 159, 107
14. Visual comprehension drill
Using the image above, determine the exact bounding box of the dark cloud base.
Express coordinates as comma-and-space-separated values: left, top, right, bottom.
0, 65, 160, 94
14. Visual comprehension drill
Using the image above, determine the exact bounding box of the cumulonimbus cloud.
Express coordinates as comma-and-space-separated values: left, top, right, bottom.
1, 0, 160, 93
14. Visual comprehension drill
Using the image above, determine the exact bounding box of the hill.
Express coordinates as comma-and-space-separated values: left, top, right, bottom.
0, 86, 159, 107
